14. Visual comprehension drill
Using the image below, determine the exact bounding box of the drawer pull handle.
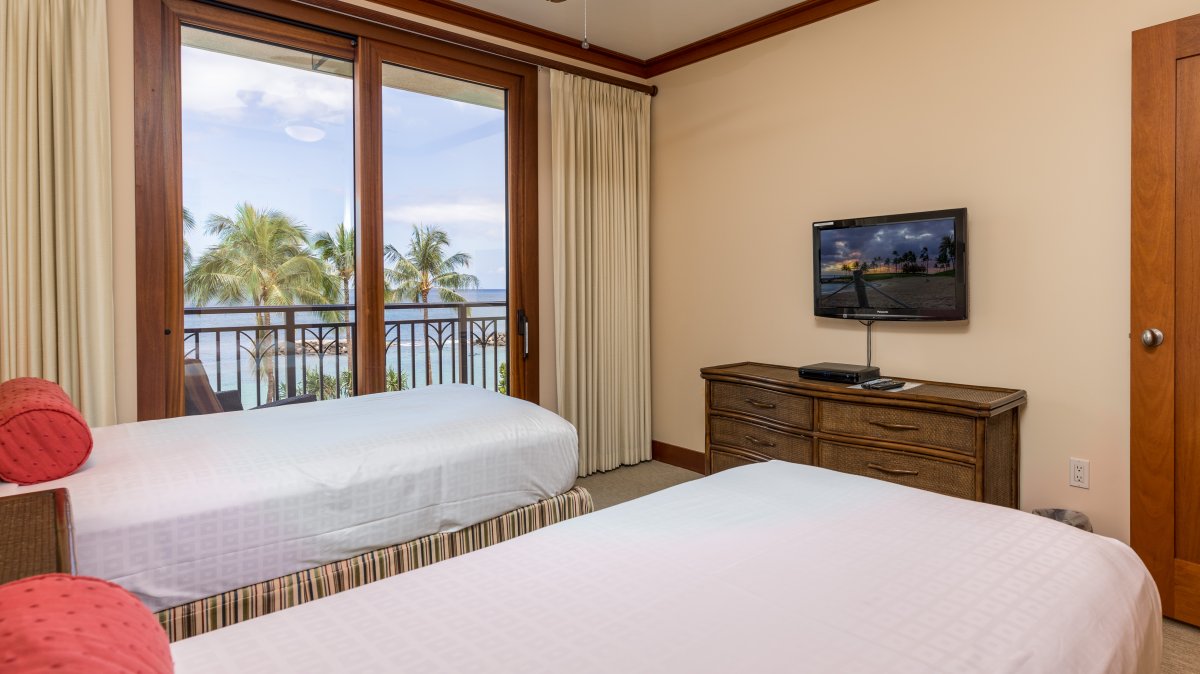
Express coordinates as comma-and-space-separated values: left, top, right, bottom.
869, 421, 920, 431
867, 462, 919, 477
745, 398, 776, 410
743, 435, 776, 448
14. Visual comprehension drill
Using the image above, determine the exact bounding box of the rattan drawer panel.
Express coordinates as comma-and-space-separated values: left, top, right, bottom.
0, 490, 72, 583
818, 441, 976, 500
818, 400, 976, 455
710, 416, 813, 464
709, 447, 765, 474
709, 382, 812, 430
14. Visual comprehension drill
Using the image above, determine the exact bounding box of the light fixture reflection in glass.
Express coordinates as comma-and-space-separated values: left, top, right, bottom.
284, 125, 326, 142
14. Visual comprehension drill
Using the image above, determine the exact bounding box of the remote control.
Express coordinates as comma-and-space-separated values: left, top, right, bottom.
863, 379, 905, 391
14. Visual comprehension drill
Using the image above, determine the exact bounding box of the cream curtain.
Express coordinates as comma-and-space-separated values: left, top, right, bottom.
1, 0, 117, 426
550, 70, 651, 477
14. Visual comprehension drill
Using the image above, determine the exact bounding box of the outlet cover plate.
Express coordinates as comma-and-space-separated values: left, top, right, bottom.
1070, 457, 1090, 489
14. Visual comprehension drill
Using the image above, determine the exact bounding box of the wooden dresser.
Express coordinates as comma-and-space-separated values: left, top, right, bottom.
701, 363, 1026, 507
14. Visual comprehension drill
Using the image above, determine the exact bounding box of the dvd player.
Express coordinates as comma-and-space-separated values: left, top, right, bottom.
798, 362, 880, 384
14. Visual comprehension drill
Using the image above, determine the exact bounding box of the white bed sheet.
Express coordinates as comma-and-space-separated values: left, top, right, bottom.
0, 385, 577, 612
171, 461, 1161, 674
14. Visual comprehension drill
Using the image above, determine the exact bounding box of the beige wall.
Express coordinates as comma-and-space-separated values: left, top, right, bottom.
101, 0, 639, 420
649, 0, 1198, 541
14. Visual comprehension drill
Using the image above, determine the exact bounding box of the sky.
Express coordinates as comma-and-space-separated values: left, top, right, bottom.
818, 217, 956, 271
180, 39, 509, 295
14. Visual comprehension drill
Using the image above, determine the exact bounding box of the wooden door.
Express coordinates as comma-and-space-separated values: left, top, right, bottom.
1131, 13, 1200, 626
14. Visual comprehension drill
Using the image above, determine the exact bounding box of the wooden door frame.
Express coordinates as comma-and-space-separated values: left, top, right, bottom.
1130, 13, 1200, 621
355, 37, 539, 401
134, 0, 538, 419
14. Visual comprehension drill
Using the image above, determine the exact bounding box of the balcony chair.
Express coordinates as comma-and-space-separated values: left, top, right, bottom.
183, 358, 316, 415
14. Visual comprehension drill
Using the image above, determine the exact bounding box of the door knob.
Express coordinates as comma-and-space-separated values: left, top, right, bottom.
1141, 328, 1165, 348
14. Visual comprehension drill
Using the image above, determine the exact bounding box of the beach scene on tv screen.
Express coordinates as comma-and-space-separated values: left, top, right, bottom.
818, 217, 958, 311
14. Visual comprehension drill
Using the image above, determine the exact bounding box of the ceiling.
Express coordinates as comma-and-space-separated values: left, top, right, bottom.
452, 0, 802, 60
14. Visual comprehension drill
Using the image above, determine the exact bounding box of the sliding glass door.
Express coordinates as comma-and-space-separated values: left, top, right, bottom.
179, 27, 356, 414
135, 0, 539, 419
379, 64, 510, 393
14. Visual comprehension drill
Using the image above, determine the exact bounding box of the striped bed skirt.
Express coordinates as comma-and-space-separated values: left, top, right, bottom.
156, 486, 594, 642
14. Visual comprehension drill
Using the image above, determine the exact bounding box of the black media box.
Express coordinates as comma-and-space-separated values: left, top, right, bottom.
798, 362, 880, 384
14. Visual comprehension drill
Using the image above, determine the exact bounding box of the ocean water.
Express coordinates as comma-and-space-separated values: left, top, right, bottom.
184, 289, 510, 409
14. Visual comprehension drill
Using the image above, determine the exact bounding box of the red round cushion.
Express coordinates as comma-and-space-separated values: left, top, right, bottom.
0, 378, 93, 485
0, 574, 173, 673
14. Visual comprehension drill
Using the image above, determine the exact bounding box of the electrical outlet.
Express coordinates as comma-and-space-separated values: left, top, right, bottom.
1069, 458, 1090, 489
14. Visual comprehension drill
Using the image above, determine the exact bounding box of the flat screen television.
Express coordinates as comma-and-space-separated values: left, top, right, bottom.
813, 208, 967, 321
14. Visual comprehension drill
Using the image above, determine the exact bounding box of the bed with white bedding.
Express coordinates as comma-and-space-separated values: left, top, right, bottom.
171, 460, 1161, 674
0, 385, 578, 613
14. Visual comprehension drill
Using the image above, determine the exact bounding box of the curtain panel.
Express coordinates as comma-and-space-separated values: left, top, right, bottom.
550, 70, 651, 477
1, 0, 116, 425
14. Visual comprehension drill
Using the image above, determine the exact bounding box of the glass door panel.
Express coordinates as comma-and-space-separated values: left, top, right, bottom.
180, 27, 356, 413
379, 64, 510, 393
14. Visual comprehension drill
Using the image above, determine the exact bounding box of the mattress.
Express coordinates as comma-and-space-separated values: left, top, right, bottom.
0, 385, 577, 612
171, 461, 1161, 674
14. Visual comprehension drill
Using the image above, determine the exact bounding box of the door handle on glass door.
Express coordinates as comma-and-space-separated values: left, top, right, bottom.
518, 309, 529, 359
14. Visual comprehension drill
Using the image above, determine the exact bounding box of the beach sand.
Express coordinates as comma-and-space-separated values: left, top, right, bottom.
819, 275, 956, 310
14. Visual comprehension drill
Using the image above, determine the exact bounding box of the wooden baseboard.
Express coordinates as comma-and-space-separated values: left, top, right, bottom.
651, 440, 705, 474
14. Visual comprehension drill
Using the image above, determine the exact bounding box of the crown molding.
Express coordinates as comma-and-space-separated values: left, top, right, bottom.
643, 0, 880, 77
314, 0, 881, 82
367, 0, 646, 76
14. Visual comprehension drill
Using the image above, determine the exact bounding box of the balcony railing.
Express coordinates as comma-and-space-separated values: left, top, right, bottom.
184, 301, 507, 409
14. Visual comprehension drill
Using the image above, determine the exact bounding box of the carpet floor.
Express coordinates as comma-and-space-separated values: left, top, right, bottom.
574, 460, 700, 510
577, 460, 1200, 672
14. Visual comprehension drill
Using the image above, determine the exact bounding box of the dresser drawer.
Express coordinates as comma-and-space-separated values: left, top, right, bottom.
709, 447, 766, 474
709, 416, 813, 464
818, 400, 976, 455
709, 381, 813, 430
817, 440, 976, 500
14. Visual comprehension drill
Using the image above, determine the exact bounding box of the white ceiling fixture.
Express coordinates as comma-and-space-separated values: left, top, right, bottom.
460, 0, 802, 60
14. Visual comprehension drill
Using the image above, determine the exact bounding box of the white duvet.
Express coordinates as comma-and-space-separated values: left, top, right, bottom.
171, 461, 1161, 674
0, 385, 578, 611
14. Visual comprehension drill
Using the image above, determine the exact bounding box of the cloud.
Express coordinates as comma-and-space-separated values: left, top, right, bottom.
385, 200, 505, 227
181, 47, 352, 125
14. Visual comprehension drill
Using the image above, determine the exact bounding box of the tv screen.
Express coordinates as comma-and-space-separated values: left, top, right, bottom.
813, 208, 967, 321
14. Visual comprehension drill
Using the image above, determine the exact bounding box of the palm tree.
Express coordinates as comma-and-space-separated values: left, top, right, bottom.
185, 202, 335, 401
183, 208, 196, 269
314, 223, 356, 377
314, 223, 355, 305
938, 235, 956, 270
385, 225, 479, 386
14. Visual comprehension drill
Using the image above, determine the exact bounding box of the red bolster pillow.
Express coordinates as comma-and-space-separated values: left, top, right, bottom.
0, 574, 173, 673
0, 378, 93, 485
